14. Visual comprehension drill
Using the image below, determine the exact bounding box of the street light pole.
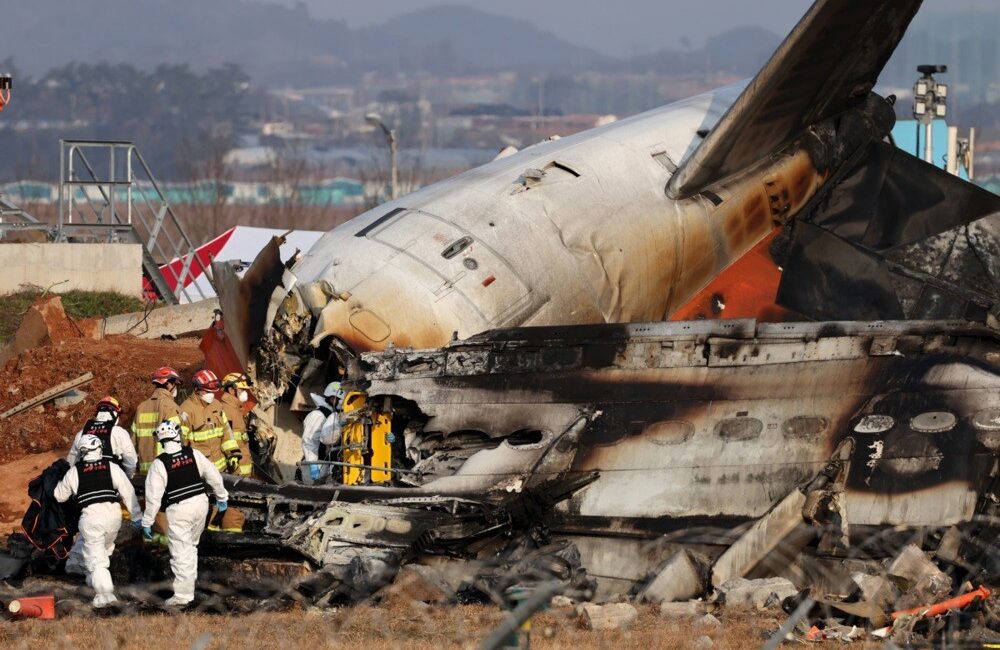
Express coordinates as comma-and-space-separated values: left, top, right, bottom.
365, 113, 398, 201
912, 65, 948, 166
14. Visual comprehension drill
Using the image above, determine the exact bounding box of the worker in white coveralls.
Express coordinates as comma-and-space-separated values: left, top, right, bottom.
64, 396, 138, 576
301, 381, 346, 483
141, 419, 228, 607
53, 433, 142, 608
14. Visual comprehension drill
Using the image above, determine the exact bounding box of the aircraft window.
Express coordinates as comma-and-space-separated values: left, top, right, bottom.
354, 207, 406, 238
441, 236, 473, 260
716, 417, 762, 442
972, 408, 1000, 431
910, 411, 957, 433
854, 414, 895, 434
645, 420, 694, 446
782, 416, 829, 439
506, 429, 547, 448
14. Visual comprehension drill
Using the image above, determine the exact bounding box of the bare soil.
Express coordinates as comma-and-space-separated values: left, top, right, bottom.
0, 336, 203, 464
0, 452, 61, 534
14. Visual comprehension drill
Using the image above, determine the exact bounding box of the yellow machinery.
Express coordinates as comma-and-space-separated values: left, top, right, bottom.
340, 391, 393, 485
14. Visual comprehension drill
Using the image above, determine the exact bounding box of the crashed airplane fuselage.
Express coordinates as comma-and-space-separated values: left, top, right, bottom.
211, 0, 1000, 602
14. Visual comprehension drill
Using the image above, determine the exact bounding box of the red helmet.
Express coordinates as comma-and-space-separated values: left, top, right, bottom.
151, 366, 182, 387
96, 395, 121, 418
192, 369, 220, 391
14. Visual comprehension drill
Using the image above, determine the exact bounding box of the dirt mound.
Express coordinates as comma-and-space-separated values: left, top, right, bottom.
0, 336, 203, 464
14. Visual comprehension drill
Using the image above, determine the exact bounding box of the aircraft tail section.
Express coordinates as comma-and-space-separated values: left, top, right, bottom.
775, 144, 1000, 322
667, 0, 924, 200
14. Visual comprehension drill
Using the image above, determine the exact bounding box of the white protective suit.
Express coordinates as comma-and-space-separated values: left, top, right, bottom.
66, 421, 138, 477
142, 441, 228, 605
53, 453, 142, 607
64, 414, 139, 575
301, 394, 344, 483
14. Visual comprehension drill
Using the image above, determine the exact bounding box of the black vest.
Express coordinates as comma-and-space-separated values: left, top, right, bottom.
82, 419, 121, 466
158, 447, 207, 508
76, 460, 119, 507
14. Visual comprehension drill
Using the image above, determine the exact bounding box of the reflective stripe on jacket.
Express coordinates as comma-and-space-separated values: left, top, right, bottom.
131, 388, 182, 474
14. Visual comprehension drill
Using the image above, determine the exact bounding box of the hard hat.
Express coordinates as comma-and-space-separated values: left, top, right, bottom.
155, 420, 182, 444
79, 433, 103, 455
192, 369, 221, 391
95, 395, 121, 417
151, 366, 182, 387
322, 381, 345, 400
222, 372, 252, 390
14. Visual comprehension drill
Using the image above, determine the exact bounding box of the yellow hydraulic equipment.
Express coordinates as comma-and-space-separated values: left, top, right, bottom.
340, 391, 393, 485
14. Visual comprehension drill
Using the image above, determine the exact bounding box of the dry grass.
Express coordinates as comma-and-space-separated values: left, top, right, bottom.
0, 603, 876, 650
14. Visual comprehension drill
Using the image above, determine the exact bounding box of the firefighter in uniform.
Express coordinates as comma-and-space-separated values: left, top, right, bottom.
219, 372, 254, 477
179, 369, 240, 473
141, 420, 228, 607
54, 434, 142, 607
131, 367, 183, 475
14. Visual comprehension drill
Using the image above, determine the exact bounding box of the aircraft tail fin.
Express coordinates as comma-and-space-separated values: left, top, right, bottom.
667, 0, 923, 200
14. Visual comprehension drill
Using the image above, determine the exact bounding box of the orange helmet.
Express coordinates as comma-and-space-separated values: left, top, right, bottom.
151, 366, 182, 387
95, 395, 121, 418
192, 369, 220, 391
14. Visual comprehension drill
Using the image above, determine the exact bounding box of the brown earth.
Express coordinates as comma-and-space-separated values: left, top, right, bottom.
0, 336, 204, 464
0, 604, 873, 650
0, 452, 62, 535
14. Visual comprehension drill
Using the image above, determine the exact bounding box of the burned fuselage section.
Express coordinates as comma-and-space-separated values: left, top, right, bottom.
215, 318, 1000, 600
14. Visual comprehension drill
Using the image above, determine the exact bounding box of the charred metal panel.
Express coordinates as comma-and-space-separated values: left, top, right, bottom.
359, 320, 1000, 530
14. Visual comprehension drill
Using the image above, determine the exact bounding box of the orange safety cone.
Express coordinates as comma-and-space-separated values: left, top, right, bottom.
8, 594, 57, 620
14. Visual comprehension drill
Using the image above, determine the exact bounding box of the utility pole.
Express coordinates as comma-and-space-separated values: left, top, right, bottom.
913, 65, 948, 165
366, 113, 398, 200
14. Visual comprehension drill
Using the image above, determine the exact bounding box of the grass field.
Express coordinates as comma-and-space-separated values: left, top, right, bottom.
0, 288, 145, 342
0, 603, 873, 650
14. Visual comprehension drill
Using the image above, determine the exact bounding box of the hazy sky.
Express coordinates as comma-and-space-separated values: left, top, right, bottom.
280, 0, 998, 57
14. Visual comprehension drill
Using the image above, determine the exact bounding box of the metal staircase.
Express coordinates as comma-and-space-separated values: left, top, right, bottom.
57, 139, 213, 304
0, 191, 40, 226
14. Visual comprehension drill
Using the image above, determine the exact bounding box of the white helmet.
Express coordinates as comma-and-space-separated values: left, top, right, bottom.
156, 420, 182, 444
323, 381, 345, 401
79, 434, 103, 457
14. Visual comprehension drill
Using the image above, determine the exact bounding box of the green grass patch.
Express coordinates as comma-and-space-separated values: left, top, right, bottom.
0, 288, 146, 343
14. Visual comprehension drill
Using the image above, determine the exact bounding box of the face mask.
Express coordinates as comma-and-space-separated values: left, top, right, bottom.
95, 411, 114, 423
238, 390, 249, 403
200, 392, 215, 404
171, 386, 179, 398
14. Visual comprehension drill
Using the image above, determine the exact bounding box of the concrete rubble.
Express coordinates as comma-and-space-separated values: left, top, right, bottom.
638, 549, 708, 604
100, 298, 219, 340
717, 577, 798, 610
659, 601, 713, 618
691, 635, 714, 650
578, 602, 638, 631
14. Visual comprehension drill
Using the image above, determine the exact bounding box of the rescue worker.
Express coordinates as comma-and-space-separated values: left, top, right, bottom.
301, 381, 346, 484
132, 367, 183, 475
179, 369, 240, 473
64, 396, 138, 576
54, 434, 142, 608
141, 420, 228, 607
219, 372, 254, 477
67, 396, 137, 477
